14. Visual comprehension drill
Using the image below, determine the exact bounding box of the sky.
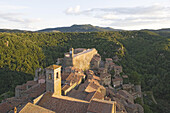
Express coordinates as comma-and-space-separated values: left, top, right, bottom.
0, 0, 170, 31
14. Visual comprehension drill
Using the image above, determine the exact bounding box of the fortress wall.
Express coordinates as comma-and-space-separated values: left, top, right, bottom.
73, 49, 97, 70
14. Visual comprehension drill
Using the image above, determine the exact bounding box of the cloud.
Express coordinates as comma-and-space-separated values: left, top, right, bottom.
0, 12, 41, 23
65, 5, 170, 29
0, 4, 42, 30
65, 5, 80, 15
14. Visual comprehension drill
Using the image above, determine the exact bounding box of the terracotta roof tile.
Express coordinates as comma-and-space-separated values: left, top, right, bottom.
105, 58, 113, 61
122, 75, 128, 78
16, 84, 27, 90
62, 84, 71, 91
19, 102, 55, 113
24, 83, 46, 98
26, 81, 37, 86
38, 92, 89, 113
62, 72, 70, 81
114, 66, 122, 69
0, 102, 13, 113
100, 73, 111, 79
66, 73, 82, 84
68, 89, 87, 100
87, 99, 116, 113
85, 82, 100, 93
85, 91, 104, 102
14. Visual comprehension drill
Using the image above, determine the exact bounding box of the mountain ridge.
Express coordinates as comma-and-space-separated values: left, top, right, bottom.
1, 25, 170, 34
37, 24, 122, 32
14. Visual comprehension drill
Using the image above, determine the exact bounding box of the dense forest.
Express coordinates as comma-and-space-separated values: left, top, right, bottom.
0, 30, 169, 113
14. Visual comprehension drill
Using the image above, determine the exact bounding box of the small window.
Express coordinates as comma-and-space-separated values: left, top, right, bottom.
49, 73, 52, 80
56, 72, 59, 78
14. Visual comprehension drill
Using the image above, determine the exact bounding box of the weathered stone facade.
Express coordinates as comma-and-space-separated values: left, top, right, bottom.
46, 65, 61, 96
63, 48, 98, 71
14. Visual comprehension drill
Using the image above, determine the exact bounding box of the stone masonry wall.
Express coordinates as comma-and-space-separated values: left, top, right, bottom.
73, 48, 97, 71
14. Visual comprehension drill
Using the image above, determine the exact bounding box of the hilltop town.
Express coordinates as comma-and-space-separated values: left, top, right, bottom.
0, 48, 144, 113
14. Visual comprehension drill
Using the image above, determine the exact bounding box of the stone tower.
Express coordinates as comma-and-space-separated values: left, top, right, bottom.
46, 65, 61, 96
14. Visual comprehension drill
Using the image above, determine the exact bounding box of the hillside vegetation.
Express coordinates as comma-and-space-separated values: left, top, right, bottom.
37, 24, 121, 32
0, 31, 169, 113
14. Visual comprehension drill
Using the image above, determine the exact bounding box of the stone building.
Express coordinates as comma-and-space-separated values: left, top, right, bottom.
114, 66, 123, 75
18, 64, 117, 113
112, 77, 123, 88
90, 54, 101, 70
62, 48, 98, 70
98, 67, 107, 74
15, 81, 37, 98
100, 73, 111, 86
62, 72, 86, 95
45, 65, 61, 96
0, 48, 144, 113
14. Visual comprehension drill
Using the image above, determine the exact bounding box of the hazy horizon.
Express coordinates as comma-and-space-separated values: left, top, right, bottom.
0, 0, 170, 30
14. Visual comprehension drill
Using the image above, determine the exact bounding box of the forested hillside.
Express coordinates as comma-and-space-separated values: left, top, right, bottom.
37, 24, 121, 32
0, 31, 169, 113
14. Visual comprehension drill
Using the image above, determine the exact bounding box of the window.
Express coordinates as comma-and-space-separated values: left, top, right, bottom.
56, 72, 59, 78
49, 73, 52, 80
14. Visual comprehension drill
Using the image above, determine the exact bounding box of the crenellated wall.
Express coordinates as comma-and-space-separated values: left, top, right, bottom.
72, 48, 97, 70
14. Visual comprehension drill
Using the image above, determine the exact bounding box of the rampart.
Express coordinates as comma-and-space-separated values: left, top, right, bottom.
72, 48, 97, 70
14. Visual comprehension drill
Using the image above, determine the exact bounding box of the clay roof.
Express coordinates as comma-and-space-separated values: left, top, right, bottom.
26, 81, 37, 86
19, 102, 55, 113
104, 96, 111, 101
100, 73, 111, 79
62, 84, 71, 91
16, 84, 27, 90
77, 81, 90, 91
85, 91, 104, 102
105, 58, 113, 61
118, 90, 134, 104
114, 66, 122, 69
68, 89, 87, 100
87, 99, 115, 113
38, 92, 89, 113
122, 84, 133, 89
24, 83, 46, 98
92, 75, 101, 81
85, 82, 100, 93
86, 70, 95, 75
46, 65, 61, 70
0, 97, 24, 113
109, 62, 115, 66
0, 102, 13, 113
66, 73, 82, 84
112, 77, 123, 82
122, 75, 128, 78
62, 72, 70, 81
88, 79, 100, 86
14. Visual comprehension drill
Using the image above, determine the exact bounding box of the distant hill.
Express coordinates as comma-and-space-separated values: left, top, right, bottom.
0, 29, 32, 33
37, 24, 122, 32
142, 28, 170, 37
